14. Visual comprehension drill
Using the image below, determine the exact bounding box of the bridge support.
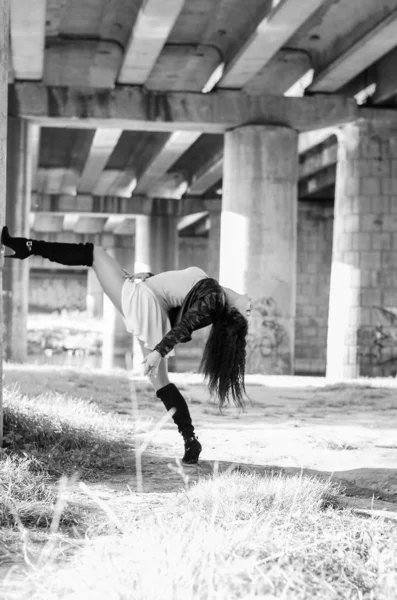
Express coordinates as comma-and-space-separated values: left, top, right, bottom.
132, 214, 178, 373
220, 125, 298, 374
101, 240, 135, 370
327, 118, 397, 379
3, 118, 33, 362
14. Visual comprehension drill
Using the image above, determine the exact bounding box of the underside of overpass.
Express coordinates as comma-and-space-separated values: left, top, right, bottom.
3, 0, 397, 376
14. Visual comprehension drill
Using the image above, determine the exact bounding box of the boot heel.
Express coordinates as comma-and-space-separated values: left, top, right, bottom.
182, 436, 202, 465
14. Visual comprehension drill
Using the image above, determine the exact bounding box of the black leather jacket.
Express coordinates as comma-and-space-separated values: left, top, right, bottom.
153, 277, 226, 357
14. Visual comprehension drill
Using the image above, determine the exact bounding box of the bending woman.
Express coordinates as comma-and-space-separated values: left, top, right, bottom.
1, 227, 252, 465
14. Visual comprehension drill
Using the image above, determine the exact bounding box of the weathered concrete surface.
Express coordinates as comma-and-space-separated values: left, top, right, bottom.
133, 214, 178, 372
102, 243, 135, 370
31, 194, 220, 218
4, 118, 31, 362
327, 118, 397, 379
220, 125, 298, 375
219, 0, 325, 89
117, 0, 185, 85
14, 83, 391, 133
135, 131, 201, 194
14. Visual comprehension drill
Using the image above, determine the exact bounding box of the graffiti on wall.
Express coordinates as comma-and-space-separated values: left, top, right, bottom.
246, 296, 290, 374
358, 306, 397, 376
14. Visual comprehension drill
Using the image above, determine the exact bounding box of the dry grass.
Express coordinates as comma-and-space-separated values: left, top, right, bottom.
2, 471, 397, 600
3, 385, 135, 477
1, 367, 397, 599
0, 384, 139, 566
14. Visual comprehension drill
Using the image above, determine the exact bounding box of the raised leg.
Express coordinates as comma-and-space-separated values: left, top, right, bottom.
92, 246, 125, 314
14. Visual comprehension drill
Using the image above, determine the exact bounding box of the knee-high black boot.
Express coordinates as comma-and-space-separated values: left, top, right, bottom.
156, 383, 202, 465
1, 226, 93, 266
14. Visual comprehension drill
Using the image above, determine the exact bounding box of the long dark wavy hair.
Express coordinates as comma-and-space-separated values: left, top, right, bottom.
199, 304, 248, 410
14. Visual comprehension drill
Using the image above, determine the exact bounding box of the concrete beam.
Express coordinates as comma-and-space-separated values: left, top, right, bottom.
63, 214, 80, 231
309, 10, 397, 93
104, 215, 126, 233
74, 216, 108, 235
194, 217, 210, 236
243, 48, 312, 96
10, 0, 46, 79
135, 131, 201, 194
44, 41, 123, 88
340, 46, 397, 105
93, 169, 137, 197
299, 164, 336, 198
78, 129, 123, 194
188, 149, 223, 196
113, 218, 136, 236
15, 83, 390, 133
145, 44, 221, 92
35, 168, 79, 195
143, 172, 188, 199
104, 215, 136, 236
178, 211, 208, 232
31, 194, 222, 218
219, 0, 326, 89
117, 0, 185, 85
33, 214, 65, 233
299, 141, 337, 179
365, 46, 397, 104
298, 128, 336, 154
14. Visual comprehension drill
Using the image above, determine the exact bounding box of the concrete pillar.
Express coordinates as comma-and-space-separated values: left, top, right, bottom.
3, 118, 32, 362
133, 214, 178, 372
135, 214, 178, 274
102, 239, 134, 369
207, 206, 221, 279
86, 268, 103, 318
220, 125, 298, 374
327, 119, 397, 379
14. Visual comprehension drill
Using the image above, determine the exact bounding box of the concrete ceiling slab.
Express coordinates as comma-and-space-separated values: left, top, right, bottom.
92, 169, 136, 197
44, 40, 123, 88
118, 0, 185, 84
47, 0, 140, 48
36, 168, 79, 195
219, 0, 327, 89
244, 49, 311, 95
145, 44, 221, 92
309, 9, 397, 92
135, 130, 201, 194
78, 129, 123, 194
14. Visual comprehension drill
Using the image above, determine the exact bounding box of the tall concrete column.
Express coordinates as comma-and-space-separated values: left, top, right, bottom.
102, 239, 134, 369
220, 125, 298, 374
133, 213, 178, 372
207, 205, 221, 280
135, 214, 178, 274
3, 118, 33, 362
86, 268, 103, 318
327, 119, 397, 379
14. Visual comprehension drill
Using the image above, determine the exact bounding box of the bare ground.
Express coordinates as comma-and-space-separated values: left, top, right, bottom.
4, 364, 397, 518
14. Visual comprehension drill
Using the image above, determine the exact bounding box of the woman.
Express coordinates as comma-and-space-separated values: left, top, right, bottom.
1, 226, 252, 465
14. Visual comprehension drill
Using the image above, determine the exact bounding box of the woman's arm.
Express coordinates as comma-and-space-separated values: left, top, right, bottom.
154, 295, 220, 357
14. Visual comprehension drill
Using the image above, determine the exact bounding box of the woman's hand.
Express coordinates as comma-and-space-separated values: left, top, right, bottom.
142, 350, 162, 377
123, 270, 152, 282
